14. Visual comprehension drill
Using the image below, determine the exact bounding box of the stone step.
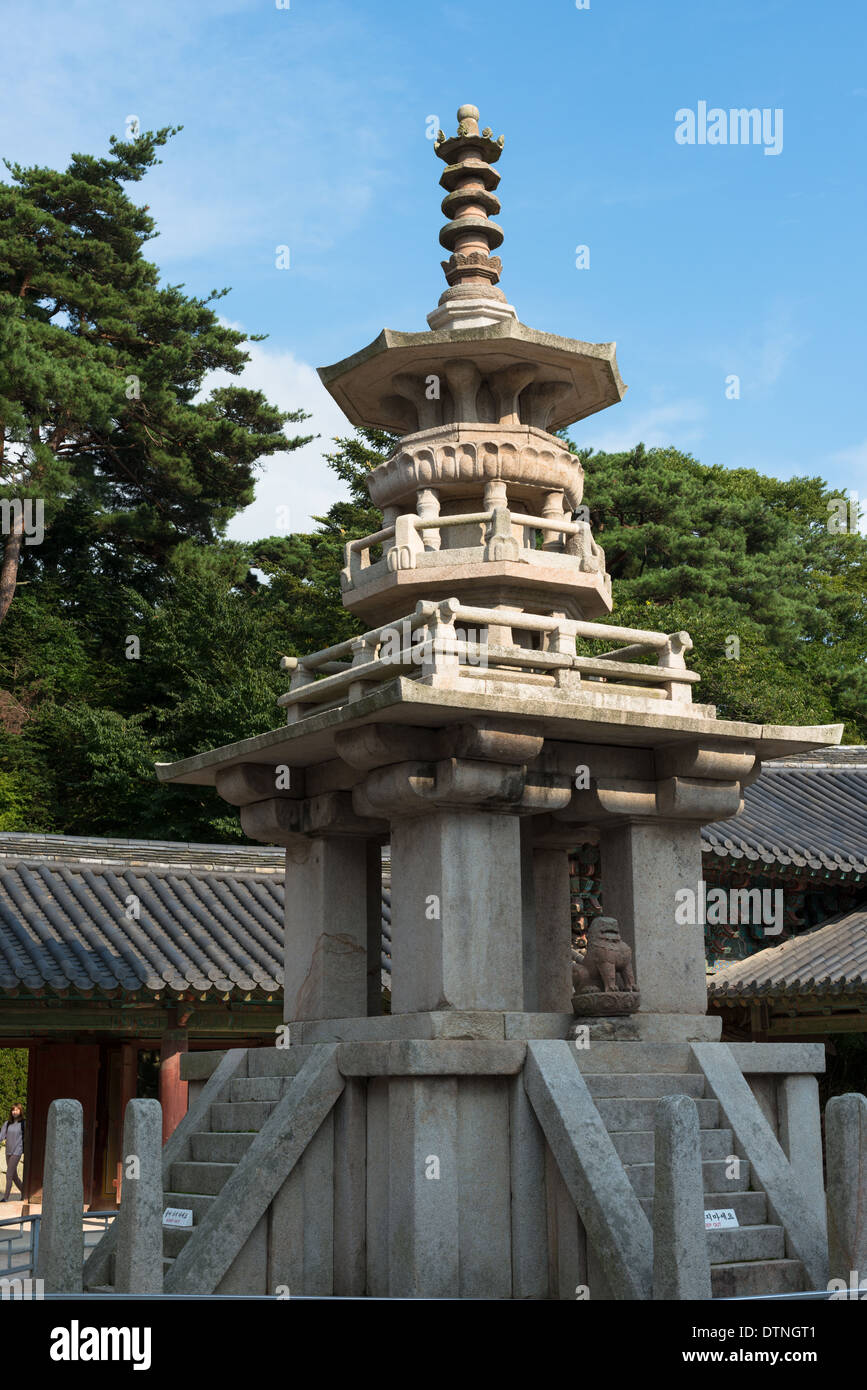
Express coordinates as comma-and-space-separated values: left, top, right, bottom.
596, 1097, 719, 1132
573, 1043, 693, 1074
169, 1161, 236, 1197
163, 1225, 196, 1258
640, 1190, 768, 1225
711, 1259, 806, 1299
246, 1047, 309, 1078
584, 1072, 706, 1099
707, 1224, 785, 1264
210, 1100, 275, 1132
627, 1158, 751, 1198
229, 1076, 287, 1103
163, 1191, 218, 1222
191, 1131, 255, 1163
614, 1128, 733, 1165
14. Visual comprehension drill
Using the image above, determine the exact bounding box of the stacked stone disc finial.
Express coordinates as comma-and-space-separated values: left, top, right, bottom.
430, 105, 514, 329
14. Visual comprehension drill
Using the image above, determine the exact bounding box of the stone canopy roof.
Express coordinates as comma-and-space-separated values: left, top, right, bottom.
708, 904, 867, 1003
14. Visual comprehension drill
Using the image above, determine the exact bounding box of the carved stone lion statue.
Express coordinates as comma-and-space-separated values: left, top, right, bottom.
572, 916, 636, 994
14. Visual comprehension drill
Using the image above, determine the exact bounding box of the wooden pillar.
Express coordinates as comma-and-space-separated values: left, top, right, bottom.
159, 1026, 188, 1143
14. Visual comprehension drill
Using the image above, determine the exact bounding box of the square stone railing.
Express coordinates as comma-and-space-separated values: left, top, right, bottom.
278, 598, 700, 723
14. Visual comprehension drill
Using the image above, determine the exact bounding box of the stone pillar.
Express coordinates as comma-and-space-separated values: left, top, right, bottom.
390, 808, 523, 1013
388, 1076, 459, 1297
826, 1092, 867, 1284
159, 1026, 188, 1143
114, 1099, 164, 1294
652, 1095, 711, 1299
520, 822, 539, 1011
532, 847, 574, 1012
521, 830, 573, 1012
600, 820, 707, 1017
284, 836, 372, 1021
779, 1074, 826, 1235
36, 1099, 83, 1293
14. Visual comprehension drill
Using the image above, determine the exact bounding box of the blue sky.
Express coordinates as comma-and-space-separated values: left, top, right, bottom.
2, 0, 865, 538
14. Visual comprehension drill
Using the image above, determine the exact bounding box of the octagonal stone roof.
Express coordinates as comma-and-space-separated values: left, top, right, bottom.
318, 318, 627, 435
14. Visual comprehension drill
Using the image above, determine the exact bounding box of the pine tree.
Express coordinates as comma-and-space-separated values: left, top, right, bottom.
0, 126, 312, 624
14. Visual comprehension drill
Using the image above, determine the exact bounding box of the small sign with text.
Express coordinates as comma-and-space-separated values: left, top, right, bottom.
704, 1208, 738, 1230
162, 1207, 193, 1228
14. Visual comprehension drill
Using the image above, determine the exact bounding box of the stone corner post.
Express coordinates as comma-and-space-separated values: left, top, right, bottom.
35, 1098, 84, 1293
114, 1097, 164, 1294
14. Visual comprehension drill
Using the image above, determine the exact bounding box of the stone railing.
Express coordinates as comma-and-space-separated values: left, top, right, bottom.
278, 598, 700, 723
340, 504, 606, 589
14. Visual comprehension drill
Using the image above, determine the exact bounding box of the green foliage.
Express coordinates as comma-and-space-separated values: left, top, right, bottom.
564, 442, 867, 739
0, 1050, 27, 1121
0, 125, 312, 622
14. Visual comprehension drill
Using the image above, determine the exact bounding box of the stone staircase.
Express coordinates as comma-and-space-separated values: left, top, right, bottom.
88, 1038, 819, 1298
580, 1057, 806, 1297
161, 1050, 302, 1283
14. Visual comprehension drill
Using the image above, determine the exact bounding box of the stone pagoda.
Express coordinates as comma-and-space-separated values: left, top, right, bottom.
141, 106, 843, 1300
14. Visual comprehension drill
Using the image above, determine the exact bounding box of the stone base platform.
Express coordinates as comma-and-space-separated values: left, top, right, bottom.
138, 1026, 830, 1301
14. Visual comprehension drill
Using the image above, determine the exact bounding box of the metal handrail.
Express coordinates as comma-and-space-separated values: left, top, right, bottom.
0, 1210, 116, 1282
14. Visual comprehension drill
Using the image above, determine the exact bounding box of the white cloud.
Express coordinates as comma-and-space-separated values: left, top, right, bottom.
829, 439, 867, 473
713, 302, 806, 395
203, 334, 352, 540
577, 398, 707, 453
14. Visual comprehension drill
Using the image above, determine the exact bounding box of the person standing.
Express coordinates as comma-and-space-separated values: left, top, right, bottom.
0, 1104, 25, 1201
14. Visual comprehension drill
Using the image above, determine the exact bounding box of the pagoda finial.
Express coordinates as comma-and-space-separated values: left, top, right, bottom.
428, 105, 517, 332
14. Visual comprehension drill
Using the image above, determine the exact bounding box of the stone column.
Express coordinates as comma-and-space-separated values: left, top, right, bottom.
390, 808, 523, 1013
36, 1099, 83, 1293
600, 820, 707, 1017
826, 1092, 867, 1284
532, 848, 574, 1012
520, 824, 573, 1012
652, 1095, 712, 1299
114, 1099, 164, 1294
284, 836, 373, 1021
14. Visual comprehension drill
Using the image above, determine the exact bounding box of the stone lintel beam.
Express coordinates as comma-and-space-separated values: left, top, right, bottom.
334, 723, 440, 771
337, 1039, 527, 1076
528, 816, 600, 849
537, 739, 758, 787
654, 739, 757, 784
439, 721, 543, 765
354, 757, 571, 818
304, 758, 366, 797
336, 720, 542, 775
241, 791, 387, 845
216, 761, 306, 807
556, 774, 743, 825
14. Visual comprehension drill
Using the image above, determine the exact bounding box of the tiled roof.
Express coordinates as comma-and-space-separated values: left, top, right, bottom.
0, 858, 285, 999
0, 832, 286, 874
0, 835, 392, 1000
702, 748, 867, 879
708, 905, 867, 1002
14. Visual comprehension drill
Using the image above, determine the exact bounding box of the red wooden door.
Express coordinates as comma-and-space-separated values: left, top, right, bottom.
26, 1043, 100, 1205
